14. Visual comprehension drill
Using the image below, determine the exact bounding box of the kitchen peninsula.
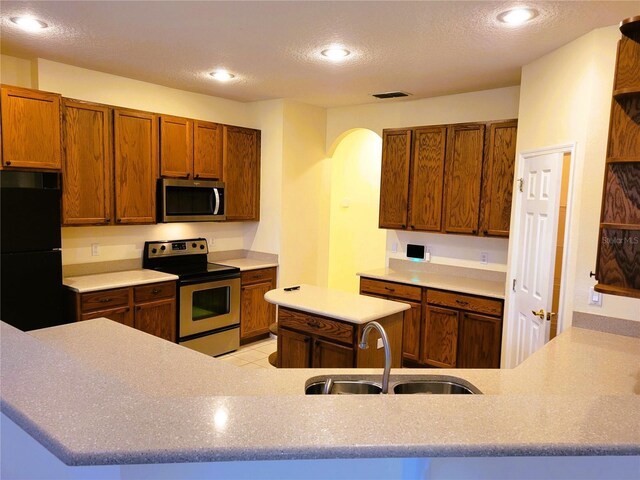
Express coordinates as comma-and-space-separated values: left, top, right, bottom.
265, 284, 409, 368
1, 316, 639, 479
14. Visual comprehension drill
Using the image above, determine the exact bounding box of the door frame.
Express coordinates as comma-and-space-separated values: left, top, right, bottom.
502, 142, 577, 369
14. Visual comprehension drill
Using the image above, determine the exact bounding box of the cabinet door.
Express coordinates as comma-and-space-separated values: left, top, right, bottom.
379, 128, 412, 229
1, 86, 61, 170
159, 115, 193, 178
61, 100, 112, 225
422, 304, 459, 368
194, 120, 223, 180
409, 127, 446, 231
81, 306, 134, 328
401, 300, 422, 363
457, 312, 502, 368
481, 121, 517, 237
278, 328, 311, 368
443, 124, 485, 234
240, 281, 275, 340
223, 126, 260, 221
134, 298, 176, 342
114, 109, 158, 224
313, 338, 355, 368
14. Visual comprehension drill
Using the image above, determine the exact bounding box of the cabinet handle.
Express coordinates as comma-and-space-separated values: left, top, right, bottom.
401, 224, 406, 229
100, 298, 113, 303
105, 218, 111, 222
152, 288, 160, 294
472, 229, 477, 234
136, 306, 142, 311
455, 299, 469, 306
483, 230, 488, 235
195, 174, 200, 179
384, 287, 395, 292
5, 161, 11, 166
116, 218, 122, 223
307, 321, 320, 328
186, 173, 190, 179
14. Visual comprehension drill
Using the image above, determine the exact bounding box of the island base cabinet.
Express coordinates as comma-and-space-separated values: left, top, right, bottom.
278, 329, 311, 368
313, 338, 355, 368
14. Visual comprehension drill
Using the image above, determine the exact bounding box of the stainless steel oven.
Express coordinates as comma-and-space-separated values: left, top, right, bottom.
179, 276, 240, 355
143, 238, 241, 356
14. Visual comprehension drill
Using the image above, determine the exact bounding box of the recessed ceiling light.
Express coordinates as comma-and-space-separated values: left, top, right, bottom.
497, 8, 538, 26
320, 47, 351, 61
10, 16, 48, 32
209, 70, 235, 82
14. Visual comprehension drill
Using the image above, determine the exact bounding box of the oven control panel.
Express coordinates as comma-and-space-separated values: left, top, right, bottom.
145, 239, 209, 258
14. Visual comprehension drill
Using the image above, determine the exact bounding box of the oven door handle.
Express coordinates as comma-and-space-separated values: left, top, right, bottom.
179, 274, 240, 287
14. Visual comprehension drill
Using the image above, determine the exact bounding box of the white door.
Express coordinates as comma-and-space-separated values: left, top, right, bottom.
513, 152, 563, 366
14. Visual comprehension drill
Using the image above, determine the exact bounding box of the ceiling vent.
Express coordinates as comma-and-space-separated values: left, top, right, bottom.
371, 91, 411, 99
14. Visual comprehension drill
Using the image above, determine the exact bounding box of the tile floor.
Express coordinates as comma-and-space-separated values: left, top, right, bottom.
216, 337, 277, 369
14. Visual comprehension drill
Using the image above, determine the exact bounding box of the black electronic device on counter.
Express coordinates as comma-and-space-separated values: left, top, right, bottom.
0, 171, 68, 331
406, 244, 425, 261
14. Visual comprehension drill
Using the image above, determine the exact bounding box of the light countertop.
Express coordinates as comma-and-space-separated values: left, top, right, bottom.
1, 319, 639, 466
264, 284, 410, 323
63, 270, 178, 293
216, 258, 278, 271
358, 267, 506, 299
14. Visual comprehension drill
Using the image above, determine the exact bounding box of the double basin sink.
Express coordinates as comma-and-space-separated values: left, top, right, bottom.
305, 376, 480, 395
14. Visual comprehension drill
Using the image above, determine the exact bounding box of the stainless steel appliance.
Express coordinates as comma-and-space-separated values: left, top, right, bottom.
158, 178, 225, 222
1, 171, 68, 331
143, 238, 240, 356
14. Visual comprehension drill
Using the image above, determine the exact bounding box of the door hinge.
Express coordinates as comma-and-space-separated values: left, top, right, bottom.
512, 279, 517, 292
517, 178, 524, 192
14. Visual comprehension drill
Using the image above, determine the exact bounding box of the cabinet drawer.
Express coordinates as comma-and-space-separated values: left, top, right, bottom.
427, 290, 503, 317
278, 308, 353, 345
241, 267, 276, 285
359, 278, 422, 301
134, 281, 176, 303
81, 288, 130, 312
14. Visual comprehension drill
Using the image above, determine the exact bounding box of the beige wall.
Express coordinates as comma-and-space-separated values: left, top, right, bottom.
279, 101, 329, 287
512, 25, 639, 323
327, 129, 386, 293
0, 54, 35, 87
326, 86, 520, 272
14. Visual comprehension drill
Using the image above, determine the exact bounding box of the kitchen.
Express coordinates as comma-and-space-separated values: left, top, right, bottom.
1, 2, 640, 479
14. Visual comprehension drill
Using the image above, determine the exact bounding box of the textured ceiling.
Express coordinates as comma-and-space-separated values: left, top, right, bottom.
1, 1, 638, 107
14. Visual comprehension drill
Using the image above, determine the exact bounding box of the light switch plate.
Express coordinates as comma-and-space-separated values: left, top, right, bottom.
91, 243, 99, 256
377, 338, 384, 349
588, 287, 603, 306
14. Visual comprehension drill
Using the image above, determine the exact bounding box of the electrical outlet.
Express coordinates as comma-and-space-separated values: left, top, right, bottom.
588, 287, 603, 307
480, 252, 489, 265
208, 237, 215, 249
91, 243, 99, 256
377, 338, 384, 349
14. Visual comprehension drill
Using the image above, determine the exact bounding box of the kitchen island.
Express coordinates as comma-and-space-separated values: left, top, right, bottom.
1, 317, 639, 479
265, 284, 409, 368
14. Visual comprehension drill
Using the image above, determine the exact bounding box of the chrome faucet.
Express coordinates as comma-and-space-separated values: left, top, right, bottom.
359, 321, 391, 394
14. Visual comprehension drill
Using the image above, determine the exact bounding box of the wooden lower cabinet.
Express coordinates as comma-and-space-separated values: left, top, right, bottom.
277, 307, 402, 369
422, 305, 459, 368
67, 281, 176, 342
457, 312, 502, 368
240, 267, 277, 343
359, 278, 422, 364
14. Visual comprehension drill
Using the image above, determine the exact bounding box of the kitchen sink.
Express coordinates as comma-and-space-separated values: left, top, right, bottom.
305, 380, 382, 395
393, 380, 475, 395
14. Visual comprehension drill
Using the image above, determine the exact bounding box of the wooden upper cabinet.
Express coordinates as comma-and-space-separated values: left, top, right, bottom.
61, 100, 112, 225
481, 120, 518, 237
443, 124, 485, 234
113, 109, 158, 224
194, 121, 223, 180
409, 126, 446, 231
1, 85, 62, 170
159, 115, 193, 178
223, 125, 260, 221
379, 128, 412, 229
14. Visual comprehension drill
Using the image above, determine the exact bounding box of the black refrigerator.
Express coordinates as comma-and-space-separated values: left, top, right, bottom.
1, 171, 68, 330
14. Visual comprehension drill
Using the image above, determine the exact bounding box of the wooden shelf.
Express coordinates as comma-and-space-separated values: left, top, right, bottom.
607, 96, 640, 160
600, 223, 640, 230
619, 15, 640, 37
613, 88, 640, 99
606, 157, 640, 163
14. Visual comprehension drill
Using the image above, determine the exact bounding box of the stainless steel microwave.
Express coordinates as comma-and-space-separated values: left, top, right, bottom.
158, 178, 225, 222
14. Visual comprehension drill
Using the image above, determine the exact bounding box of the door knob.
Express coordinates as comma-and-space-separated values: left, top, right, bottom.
546, 311, 556, 321
531, 309, 545, 319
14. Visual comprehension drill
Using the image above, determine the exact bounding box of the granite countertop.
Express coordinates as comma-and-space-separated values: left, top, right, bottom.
358, 267, 506, 299
63, 270, 178, 293
264, 284, 410, 323
1, 319, 639, 466
216, 258, 278, 271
